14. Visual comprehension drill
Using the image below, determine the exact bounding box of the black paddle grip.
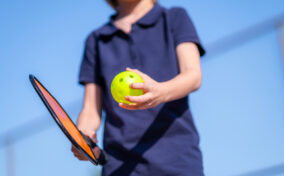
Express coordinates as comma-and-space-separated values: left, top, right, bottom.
80, 131, 108, 165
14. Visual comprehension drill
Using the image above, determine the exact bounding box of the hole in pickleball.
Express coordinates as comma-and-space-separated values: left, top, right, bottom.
119, 90, 123, 94
119, 78, 123, 82
129, 75, 134, 78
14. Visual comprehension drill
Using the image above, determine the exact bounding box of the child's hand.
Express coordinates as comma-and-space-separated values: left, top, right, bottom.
71, 108, 101, 161
119, 68, 166, 110
71, 130, 98, 161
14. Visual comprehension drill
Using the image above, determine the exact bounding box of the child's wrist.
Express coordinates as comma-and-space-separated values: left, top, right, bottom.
159, 82, 170, 103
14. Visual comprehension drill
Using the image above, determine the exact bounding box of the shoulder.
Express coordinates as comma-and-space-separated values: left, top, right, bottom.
84, 22, 111, 44
86, 23, 108, 37
164, 6, 189, 19
167, 6, 187, 14
94, 22, 112, 36
162, 6, 193, 27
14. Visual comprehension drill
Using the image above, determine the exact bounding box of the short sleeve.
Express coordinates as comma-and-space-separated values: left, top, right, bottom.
169, 7, 205, 56
78, 33, 102, 86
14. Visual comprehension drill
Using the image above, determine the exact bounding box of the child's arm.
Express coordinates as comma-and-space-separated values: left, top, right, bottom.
72, 83, 102, 160
120, 42, 201, 110
162, 42, 202, 102
77, 83, 102, 132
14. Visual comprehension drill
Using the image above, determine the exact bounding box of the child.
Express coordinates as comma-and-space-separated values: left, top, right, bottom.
72, 0, 205, 175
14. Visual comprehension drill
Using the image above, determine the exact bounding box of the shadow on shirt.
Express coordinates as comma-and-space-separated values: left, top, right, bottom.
107, 98, 188, 176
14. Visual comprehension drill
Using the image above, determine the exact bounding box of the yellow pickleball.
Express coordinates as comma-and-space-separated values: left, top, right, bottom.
111, 71, 144, 104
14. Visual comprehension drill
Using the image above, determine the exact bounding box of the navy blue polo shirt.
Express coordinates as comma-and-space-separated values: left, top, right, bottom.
79, 3, 205, 176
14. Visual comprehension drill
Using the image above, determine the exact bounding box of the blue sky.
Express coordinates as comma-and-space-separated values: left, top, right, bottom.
1, 0, 284, 175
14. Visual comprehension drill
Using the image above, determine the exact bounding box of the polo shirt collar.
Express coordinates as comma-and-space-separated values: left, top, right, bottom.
98, 3, 163, 36
98, 22, 118, 36
136, 3, 163, 26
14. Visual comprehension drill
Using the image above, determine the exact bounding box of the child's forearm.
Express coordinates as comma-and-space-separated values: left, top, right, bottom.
161, 69, 202, 103
121, 66, 201, 110
77, 83, 102, 131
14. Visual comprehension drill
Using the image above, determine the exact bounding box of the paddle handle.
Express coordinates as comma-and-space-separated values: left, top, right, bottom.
80, 131, 108, 165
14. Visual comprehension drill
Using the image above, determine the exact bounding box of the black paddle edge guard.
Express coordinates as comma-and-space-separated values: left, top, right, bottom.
29, 74, 108, 166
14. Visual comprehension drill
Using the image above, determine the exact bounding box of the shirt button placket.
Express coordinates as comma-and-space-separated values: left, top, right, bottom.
129, 27, 140, 67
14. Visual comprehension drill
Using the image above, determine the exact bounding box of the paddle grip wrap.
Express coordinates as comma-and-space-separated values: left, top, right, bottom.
80, 131, 108, 165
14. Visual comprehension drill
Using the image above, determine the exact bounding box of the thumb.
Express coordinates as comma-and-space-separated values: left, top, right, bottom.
87, 131, 98, 143
91, 131, 98, 143
90, 131, 96, 138
126, 67, 148, 80
92, 146, 101, 159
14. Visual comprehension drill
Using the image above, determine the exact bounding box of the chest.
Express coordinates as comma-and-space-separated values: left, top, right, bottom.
97, 18, 179, 85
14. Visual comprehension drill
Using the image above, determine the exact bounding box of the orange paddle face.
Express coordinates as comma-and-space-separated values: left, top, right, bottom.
29, 75, 99, 165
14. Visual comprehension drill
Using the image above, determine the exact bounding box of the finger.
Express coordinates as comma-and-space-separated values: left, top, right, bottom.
71, 145, 75, 152
72, 147, 83, 157
73, 151, 87, 160
89, 131, 96, 139
125, 94, 151, 104
72, 145, 89, 161
120, 102, 152, 110
130, 83, 149, 92
74, 153, 84, 158
78, 158, 87, 161
119, 103, 141, 110
71, 145, 79, 153
73, 149, 88, 160
71, 148, 80, 155
77, 156, 88, 161
93, 147, 101, 159
81, 131, 98, 144
89, 131, 98, 143
72, 149, 82, 155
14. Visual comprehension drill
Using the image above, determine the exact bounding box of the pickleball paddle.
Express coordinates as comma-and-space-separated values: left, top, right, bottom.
29, 74, 107, 166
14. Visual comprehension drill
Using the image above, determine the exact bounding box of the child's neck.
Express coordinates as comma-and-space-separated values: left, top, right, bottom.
116, 0, 154, 24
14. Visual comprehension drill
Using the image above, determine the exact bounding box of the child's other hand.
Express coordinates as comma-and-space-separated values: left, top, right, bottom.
119, 67, 166, 110
71, 130, 98, 161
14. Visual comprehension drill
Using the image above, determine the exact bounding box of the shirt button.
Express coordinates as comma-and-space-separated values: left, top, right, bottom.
132, 25, 136, 32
